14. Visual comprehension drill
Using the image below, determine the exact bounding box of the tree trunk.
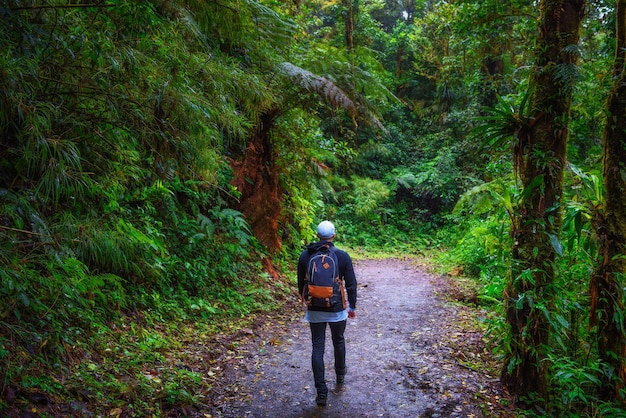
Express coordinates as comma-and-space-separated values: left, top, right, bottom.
502, 0, 585, 404
230, 108, 283, 254
589, 0, 626, 403
344, 0, 356, 51
481, 53, 504, 106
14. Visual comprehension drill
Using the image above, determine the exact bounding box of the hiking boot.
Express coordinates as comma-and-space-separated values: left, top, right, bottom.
337, 367, 347, 385
315, 393, 327, 406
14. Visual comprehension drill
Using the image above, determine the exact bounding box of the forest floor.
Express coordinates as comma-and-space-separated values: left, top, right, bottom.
202, 257, 516, 418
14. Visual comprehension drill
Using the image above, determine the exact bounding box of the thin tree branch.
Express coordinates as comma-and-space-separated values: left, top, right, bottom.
10, 2, 114, 11
0, 225, 51, 238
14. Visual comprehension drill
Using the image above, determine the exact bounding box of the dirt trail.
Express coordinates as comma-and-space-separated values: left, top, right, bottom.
213, 258, 511, 417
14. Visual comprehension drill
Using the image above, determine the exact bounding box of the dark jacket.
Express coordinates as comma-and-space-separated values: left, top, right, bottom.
297, 241, 357, 312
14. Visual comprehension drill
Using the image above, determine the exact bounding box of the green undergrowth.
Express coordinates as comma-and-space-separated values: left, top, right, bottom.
1, 269, 293, 416
427, 200, 626, 417
0, 175, 297, 415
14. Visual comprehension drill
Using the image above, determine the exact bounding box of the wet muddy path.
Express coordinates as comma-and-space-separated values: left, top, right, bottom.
211, 258, 511, 417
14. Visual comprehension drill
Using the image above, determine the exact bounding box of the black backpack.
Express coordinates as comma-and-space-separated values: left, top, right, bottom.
302, 246, 346, 309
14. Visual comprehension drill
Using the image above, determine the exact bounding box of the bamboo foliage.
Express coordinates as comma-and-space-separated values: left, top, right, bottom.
0, 0, 286, 374
182, 0, 297, 56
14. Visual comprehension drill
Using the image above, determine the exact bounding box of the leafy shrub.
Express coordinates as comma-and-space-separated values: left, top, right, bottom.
345, 176, 391, 222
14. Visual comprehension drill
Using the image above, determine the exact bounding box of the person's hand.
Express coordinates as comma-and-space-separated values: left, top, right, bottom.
348, 309, 356, 319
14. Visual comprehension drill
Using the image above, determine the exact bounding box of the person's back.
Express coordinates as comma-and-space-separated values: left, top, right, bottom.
297, 221, 357, 406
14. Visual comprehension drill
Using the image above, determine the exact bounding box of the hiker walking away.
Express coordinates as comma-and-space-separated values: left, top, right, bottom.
297, 220, 357, 407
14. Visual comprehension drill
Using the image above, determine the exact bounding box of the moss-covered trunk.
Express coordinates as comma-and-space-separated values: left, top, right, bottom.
589, 0, 626, 402
231, 108, 283, 254
502, 0, 585, 403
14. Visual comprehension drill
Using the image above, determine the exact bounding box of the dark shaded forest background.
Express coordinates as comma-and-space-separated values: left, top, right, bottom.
1, 0, 624, 416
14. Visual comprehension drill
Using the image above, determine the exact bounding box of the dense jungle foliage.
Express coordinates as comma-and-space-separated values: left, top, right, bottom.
1, 0, 624, 416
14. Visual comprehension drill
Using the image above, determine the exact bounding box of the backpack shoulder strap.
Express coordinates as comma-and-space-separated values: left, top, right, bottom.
327, 246, 341, 280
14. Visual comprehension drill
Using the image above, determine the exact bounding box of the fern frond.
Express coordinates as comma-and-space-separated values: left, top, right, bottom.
311, 158, 330, 177
278, 62, 358, 119
554, 62, 580, 95
299, 47, 394, 131
453, 178, 516, 225
396, 173, 418, 190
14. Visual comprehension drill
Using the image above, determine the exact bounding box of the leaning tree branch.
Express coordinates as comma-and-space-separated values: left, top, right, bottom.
10, 2, 115, 11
